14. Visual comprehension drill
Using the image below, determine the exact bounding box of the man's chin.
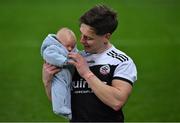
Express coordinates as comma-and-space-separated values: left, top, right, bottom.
84, 47, 90, 52
84, 50, 96, 54
84, 49, 91, 53
84, 49, 90, 53
84, 47, 95, 54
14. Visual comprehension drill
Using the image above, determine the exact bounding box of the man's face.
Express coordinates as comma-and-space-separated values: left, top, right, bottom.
80, 23, 107, 54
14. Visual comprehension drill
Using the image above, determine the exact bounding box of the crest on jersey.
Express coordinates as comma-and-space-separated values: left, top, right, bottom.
100, 64, 110, 75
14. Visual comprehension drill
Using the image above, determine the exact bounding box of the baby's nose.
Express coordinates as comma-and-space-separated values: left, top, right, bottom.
68, 47, 72, 52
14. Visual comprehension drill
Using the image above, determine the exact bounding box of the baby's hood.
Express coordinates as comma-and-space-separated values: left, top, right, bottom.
40, 34, 68, 56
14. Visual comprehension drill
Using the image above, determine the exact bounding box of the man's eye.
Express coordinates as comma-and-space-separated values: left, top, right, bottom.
87, 37, 91, 40
81, 35, 93, 40
87, 37, 93, 40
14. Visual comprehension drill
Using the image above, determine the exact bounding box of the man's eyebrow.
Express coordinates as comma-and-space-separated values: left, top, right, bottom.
79, 30, 94, 39
84, 34, 94, 39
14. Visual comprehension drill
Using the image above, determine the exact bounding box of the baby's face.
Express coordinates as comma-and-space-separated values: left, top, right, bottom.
61, 38, 76, 52
56, 29, 77, 52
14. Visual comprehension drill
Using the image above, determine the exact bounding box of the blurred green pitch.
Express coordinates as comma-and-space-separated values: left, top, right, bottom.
0, 0, 180, 122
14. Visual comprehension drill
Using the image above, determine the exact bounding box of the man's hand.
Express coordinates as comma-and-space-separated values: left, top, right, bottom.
68, 52, 91, 78
42, 63, 60, 100
42, 63, 60, 86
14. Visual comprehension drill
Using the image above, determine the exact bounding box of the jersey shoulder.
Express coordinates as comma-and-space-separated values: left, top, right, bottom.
106, 46, 130, 63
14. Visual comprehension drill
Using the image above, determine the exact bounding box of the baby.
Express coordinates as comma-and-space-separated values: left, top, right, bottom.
41, 27, 78, 119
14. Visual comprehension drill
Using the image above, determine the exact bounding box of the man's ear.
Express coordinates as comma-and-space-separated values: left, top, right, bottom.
105, 33, 111, 40
103, 33, 111, 44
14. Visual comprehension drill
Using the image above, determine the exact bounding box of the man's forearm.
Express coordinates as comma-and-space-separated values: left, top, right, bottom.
84, 72, 132, 111
42, 63, 60, 101
43, 81, 52, 101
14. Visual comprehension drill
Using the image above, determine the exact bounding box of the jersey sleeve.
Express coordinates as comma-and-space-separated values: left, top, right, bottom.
42, 45, 68, 67
113, 59, 137, 85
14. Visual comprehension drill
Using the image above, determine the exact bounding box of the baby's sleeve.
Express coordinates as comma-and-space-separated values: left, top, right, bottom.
43, 45, 67, 67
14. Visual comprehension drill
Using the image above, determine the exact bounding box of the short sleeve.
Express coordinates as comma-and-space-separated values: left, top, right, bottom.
113, 59, 137, 85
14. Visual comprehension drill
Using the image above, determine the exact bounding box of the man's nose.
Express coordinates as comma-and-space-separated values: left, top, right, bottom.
80, 36, 86, 44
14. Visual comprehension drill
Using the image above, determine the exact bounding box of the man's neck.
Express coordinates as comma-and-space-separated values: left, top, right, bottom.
97, 43, 112, 54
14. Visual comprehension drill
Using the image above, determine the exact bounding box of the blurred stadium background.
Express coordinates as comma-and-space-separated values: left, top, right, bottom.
0, 0, 180, 122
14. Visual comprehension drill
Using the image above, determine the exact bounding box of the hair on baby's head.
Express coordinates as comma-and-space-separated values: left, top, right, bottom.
56, 27, 77, 43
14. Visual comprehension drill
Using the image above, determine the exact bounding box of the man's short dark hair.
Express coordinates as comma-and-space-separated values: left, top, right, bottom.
80, 4, 118, 35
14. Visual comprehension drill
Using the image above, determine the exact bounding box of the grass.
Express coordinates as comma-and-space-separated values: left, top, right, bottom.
0, 0, 180, 122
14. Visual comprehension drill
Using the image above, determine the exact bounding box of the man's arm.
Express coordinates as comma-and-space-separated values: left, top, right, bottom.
42, 63, 60, 101
84, 73, 132, 111
68, 52, 132, 111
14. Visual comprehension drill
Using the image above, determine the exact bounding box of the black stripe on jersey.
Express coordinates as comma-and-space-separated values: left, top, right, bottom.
111, 50, 129, 61
107, 51, 116, 58
107, 50, 129, 62
107, 52, 123, 62
107, 51, 123, 62
113, 76, 133, 86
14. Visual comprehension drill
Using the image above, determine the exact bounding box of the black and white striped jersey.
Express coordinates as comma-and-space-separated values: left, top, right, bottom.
71, 45, 137, 122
